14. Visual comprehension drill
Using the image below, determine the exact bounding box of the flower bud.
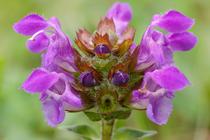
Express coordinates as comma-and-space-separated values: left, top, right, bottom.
94, 44, 111, 58
79, 72, 97, 87
112, 71, 129, 86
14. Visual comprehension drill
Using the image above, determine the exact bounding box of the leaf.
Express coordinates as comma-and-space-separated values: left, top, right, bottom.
113, 127, 157, 140
102, 109, 131, 121
61, 125, 98, 140
84, 111, 101, 121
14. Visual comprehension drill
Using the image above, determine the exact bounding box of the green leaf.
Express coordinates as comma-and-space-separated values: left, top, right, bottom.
62, 125, 98, 140
84, 111, 101, 121
102, 109, 131, 121
113, 127, 157, 140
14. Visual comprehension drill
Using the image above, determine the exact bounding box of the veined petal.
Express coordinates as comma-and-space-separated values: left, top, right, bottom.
149, 66, 190, 91
42, 35, 75, 71
22, 68, 59, 94
107, 2, 132, 34
167, 32, 197, 51
47, 17, 62, 35
42, 98, 65, 127
26, 32, 49, 53
153, 10, 194, 33
13, 14, 48, 36
129, 90, 149, 110
146, 95, 173, 125
62, 86, 86, 112
46, 74, 86, 112
137, 28, 173, 71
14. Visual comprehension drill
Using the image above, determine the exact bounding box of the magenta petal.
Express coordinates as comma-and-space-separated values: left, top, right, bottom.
107, 2, 132, 22
137, 28, 173, 70
150, 66, 190, 91
107, 2, 132, 34
22, 68, 59, 94
168, 32, 197, 51
130, 90, 149, 109
42, 98, 65, 127
146, 95, 173, 125
13, 14, 48, 36
26, 32, 49, 53
155, 10, 194, 33
62, 86, 85, 111
42, 36, 75, 72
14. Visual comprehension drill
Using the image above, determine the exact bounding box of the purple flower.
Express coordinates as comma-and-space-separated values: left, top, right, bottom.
14, 2, 197, 127
135, 10, 197, 71
107, 2, 132, 35
130, 66, 189, 125
22, 68, 85, 126
13, 14, 76, 73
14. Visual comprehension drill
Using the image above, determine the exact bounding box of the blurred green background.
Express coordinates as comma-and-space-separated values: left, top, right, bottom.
0, 0, 210, 140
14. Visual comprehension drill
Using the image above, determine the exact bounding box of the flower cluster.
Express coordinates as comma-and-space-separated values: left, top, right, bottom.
13, 2, 197, 127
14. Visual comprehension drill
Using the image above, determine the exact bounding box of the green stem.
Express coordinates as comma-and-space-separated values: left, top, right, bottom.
101, 120, 115, 140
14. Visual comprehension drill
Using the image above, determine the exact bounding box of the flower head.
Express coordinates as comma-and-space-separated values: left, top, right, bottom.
14, 2, 197, 126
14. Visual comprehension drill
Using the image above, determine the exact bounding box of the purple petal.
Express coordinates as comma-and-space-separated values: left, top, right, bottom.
149, 66, 190, 91
47, 17, 62, 33
154, 10, 194, 33
129, 43, 137, 54
107, 2, 132, 34
146, 95, 173, 125
137, 28, 173, 71
26, 32, 49, 53
49, 78, 66, 95
167, 32, 197, 51
13, 14, 48, 36
42, 98, 65, 127
149, 30, 170, 65
42, 35, 76, 73
40, 16, 76, 73
47, 74, 85, 111
129, 90, 149, 110
40, 92, 49, 102
22, 68, 59, 94
62, 86, 86, 111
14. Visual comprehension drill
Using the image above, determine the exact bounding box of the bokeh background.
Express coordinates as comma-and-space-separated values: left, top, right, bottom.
0, 0, 210, 140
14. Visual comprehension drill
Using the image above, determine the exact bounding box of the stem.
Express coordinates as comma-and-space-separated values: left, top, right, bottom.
101, 119, 115, 140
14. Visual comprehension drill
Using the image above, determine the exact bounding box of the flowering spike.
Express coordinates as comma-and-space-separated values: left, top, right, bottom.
14, 2, 197, 128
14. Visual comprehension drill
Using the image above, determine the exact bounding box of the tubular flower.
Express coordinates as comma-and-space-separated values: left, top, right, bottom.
14, 2, 197, 127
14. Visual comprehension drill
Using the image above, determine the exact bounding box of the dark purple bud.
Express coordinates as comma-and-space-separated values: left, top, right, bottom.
112, 71, 129, 86
94, 44, 111, 55
79, 72, 97, 87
